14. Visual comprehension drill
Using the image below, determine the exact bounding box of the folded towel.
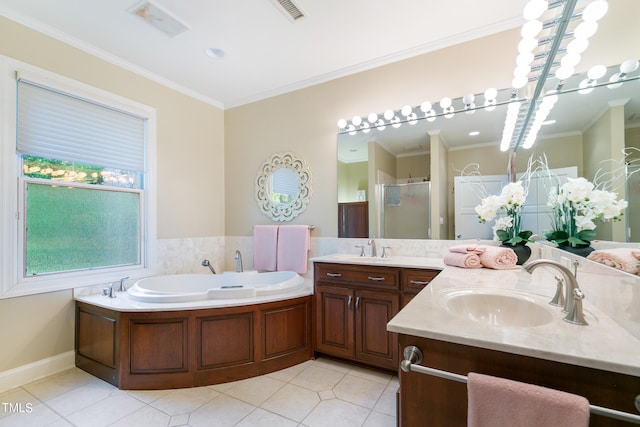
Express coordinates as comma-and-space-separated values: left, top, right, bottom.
467, 372, 590, 427
276, 225, 310, 274
444, 252, 482, 269
253, 225, 279, 271
449, 244, 486, 254
477, 245, 518, 270
587, 248, 640, 274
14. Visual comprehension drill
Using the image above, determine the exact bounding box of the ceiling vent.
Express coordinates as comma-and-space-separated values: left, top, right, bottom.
129, 0, 190, 37
269, 0, 306, 22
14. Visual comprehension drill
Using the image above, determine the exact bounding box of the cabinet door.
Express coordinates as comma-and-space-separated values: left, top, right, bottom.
354, 290, 400, 370
315, 286, 355, 359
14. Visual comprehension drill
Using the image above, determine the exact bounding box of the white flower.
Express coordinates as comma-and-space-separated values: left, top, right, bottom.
574, 215, 596, 231
500, 181, 525, 207
475, 194, 503, 222
562, 177, 594, 204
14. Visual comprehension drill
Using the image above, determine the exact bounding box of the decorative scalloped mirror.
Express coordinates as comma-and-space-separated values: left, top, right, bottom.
255, 152, 313, 222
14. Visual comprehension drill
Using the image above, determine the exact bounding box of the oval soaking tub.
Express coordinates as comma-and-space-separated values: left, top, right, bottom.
127, 271, 305, 303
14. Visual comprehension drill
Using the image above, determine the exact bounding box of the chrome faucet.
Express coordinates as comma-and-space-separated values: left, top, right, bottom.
234, 250, 243, 272
201, 259, 216, 274
367, 239, 377, 257
523, 259, 587, 325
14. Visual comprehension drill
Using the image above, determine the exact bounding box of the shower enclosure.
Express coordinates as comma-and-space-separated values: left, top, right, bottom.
380, 181, 431, 239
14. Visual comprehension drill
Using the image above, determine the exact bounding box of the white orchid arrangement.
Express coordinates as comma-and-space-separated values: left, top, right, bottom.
475, 180, 533, 246
545, 177, 628, 248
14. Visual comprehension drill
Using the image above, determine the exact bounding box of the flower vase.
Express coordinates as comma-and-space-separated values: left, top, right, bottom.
500, 243, 531, 265
560, 245, 595, 258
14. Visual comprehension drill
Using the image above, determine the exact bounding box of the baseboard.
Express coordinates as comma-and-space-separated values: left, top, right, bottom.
0, 351, 75, 393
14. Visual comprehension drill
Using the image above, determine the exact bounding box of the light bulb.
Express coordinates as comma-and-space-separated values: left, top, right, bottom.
512, 75, 528, 89
420, 101, 432, 113
367, 113, 378, 123
607, 73, 623, 89
566, 38, 589, 55
408, 113, 418, 125
440, 97, 452, 109
574, 21, 598, 40
516, 52, 535, 67
620, 59, 639, 74
523, 0, 548, 20
375, 119, 386, 131
561, 52, 581, 68
484, 87, 498, 101
518, 37, 538, 53
426, 110, 436, 122
582, 0, 608, 22
401, 105, 413, 116
462, 93, 475, 105
484, 99, 497, 111
578, 78, 595, 94
521, 20, 543, 38
587, 64, 606, 80
361, 122, 370, 133
352, 116, 362, 126
444, 107, 455, 119
514, 64, 531, 78
337, 119, 347, 129
383, 109, 394, 120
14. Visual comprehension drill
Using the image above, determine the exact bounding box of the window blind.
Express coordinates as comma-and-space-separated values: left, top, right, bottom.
16, 79, 146, 172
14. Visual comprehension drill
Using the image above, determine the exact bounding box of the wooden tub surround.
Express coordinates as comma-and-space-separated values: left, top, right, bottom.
75, 296, 312, 390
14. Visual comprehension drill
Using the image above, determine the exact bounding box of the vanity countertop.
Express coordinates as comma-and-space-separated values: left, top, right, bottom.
312, 254, 640, 377
311, 254, 445, 270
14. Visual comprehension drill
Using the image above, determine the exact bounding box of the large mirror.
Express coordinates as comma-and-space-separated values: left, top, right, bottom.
256, 152, 313, 222
337, 3, 640, 243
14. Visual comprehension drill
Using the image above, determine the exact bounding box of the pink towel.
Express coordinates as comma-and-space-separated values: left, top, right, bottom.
449, 244, 486, 255
276, 225, 310, 274
478, 245, 518, 270
467, 372, 590, 427
253, 225, 279, 271
444, 252, 482, 269
587, 248, 640, 274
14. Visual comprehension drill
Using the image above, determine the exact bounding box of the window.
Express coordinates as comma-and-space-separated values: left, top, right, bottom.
0, 56, 156, 297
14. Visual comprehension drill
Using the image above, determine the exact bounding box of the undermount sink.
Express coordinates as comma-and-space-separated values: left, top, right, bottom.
441, 289, 554, 327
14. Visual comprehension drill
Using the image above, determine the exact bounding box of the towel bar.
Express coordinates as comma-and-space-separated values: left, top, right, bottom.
401, 345, 640, 425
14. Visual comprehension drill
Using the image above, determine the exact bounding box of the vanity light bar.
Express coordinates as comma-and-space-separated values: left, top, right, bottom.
337, 88, 502, 135
506, 0, 609, 152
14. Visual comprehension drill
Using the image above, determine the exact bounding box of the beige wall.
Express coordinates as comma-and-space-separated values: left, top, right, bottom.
397, 154, 430, 181
225, 28, 518, 237
0, 17, 224, 372
337, 161, 368, 202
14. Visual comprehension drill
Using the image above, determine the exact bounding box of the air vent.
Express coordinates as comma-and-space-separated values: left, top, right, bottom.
129, 0, 190, 37
269, 0, 306, 22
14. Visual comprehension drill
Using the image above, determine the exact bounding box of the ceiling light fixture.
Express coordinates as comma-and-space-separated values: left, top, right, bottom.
204, 48, 225, 59
129, 0, 190, 37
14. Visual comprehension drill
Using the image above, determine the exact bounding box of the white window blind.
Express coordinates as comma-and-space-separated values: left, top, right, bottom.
17, 79, 146, 172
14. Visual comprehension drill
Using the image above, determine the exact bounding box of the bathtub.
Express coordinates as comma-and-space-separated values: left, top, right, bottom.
126, 270, 305, 303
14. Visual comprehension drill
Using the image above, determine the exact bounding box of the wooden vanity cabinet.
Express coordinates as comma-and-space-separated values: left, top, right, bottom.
314, 262, 440, 371
401, 268, 440, 307
397, 334, 640, 427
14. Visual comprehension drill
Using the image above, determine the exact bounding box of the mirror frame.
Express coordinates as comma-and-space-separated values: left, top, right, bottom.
255, 152, 313, 222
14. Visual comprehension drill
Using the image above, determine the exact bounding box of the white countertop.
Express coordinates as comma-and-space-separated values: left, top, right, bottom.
313, 254, 640, 377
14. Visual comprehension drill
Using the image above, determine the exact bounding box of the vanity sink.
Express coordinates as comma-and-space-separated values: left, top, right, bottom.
441, 289, 554, 327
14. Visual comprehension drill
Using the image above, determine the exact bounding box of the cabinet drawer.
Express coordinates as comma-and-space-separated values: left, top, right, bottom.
402, 269, 440, 293
315, 263, 400, 290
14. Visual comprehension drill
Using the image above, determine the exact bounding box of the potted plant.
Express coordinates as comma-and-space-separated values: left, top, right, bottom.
545, 177, 628, 256
475, 181, 533, 264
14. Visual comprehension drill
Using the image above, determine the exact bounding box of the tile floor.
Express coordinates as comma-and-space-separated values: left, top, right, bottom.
0, 358, 397, 427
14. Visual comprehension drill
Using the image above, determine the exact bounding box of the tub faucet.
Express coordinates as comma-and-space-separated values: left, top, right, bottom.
523, 259, 587, 325
201, 259, 216, 274
368, 239, 377, 257
234, 250, 243, 272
